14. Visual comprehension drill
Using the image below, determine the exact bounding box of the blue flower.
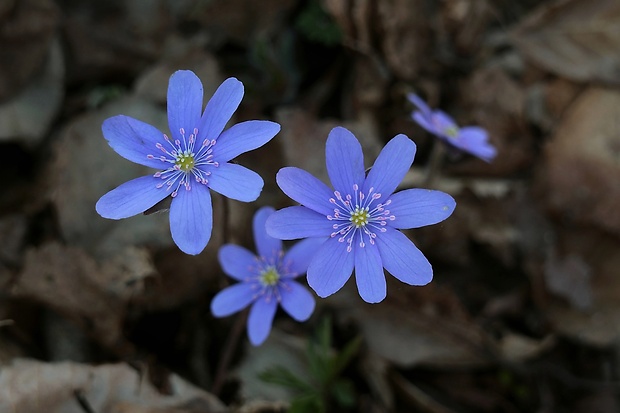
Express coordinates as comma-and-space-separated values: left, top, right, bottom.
265, 127, 456, 303
96, 71, 280, 255
211, 207, 322, 346
408, 93, 496, 162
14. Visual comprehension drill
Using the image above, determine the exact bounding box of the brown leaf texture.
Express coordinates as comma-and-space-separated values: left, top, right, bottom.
0, 359, 225, 413
513, 0, 620, 84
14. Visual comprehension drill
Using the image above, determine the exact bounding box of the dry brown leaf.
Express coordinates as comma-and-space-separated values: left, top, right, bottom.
542, 87, 620, 237
330, 284, 493, 368
0, 359, 225, 413
513, 0, 620, 84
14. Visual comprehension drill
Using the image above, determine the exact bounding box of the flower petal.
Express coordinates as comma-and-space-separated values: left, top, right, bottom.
248, 296, 278, 346
169, 183, 213, 255
325, 127, 365, 194
167, 70, 204, 141
363, 134, 416, 198
407, 93, 432, 115
387, 189, 455, 229
211, 283, 255, 317
282, 237, 327, 276
253, 206, 282, 262
265, 206, 334, 240
198, 77, 244, 143
207, 163, 263, 202
102, 116, 167, 169
354, 244, 386, 303
96, 175, 169, 219
457, 127, 497, 162
375, 227, 432, 286
218, 244, 258, 281
412, 111, 435, 133
213, 120, 280, 163
307, 236, 355, 298
276, 167, 334, 216
280, 280, 315, 321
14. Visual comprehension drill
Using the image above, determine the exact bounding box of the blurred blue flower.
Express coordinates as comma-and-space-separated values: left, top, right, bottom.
408, 93, 496, 162
266, 127, 456, 303
96, 70, 280, 255
211, 207, 323, 346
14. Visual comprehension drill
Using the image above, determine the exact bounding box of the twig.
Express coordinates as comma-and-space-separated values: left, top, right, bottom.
424, 140, 446, 188
211, 309, 248, 396
74, 389, 97, 413
0, 319, 14, 327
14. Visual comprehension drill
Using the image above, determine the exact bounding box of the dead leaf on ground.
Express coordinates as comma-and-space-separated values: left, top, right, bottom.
0, 359, 225, 413
513, 0, 620, 85
541, 87, 620, 237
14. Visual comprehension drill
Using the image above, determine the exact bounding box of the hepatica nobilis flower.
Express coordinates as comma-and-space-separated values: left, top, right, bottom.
408, 93, 496, 162
96, 70, 280, 255
265, 127, 456, 303
211, 207, 323, 346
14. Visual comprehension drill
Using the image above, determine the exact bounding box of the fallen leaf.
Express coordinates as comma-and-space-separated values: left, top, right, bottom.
0, 359, 225, 413
513, 0, 620, 85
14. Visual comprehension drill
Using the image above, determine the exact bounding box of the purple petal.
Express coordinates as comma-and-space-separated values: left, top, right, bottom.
248, 296, 278, 346
253, 206, 282, 262
169, 183, 212, 255
279, 280, 315, 321
388, 189, 455, 229
407, 93, 432, 115
457, 127, 497, 162
213, 120, 280, 163
282, 237, 327, 276
325, 127, 365, 194
307, 236, 354, 298
102, 116, 167, 169
198, 77, 244, 143
354, 244, 386, 303
433, 111, 459, 133
265, 206, 333, 240
167, 70, 203, 141
412, 111, 436, 133
96, 175, 169, 219
218, 244, 258, 281
207, 163, 263, 202
276, 167, 334, 216
363, 134, 416, 198
211, 283, 256, 317
375, 227, 432, 286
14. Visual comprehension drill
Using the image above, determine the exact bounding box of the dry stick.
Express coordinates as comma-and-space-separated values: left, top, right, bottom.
424, 140, 446, 188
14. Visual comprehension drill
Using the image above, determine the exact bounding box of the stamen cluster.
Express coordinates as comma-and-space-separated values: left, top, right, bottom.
147, 127, 219, 197
327, 184, 395, 252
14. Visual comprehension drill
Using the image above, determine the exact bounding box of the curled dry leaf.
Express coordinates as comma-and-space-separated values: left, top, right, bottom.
513, 0, 620, 85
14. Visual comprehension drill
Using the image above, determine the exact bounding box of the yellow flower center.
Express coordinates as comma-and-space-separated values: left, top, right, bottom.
350, 207, 369, 228
176, 152, 195, 172
444, 126, 459, 138
260, 267, 280, 286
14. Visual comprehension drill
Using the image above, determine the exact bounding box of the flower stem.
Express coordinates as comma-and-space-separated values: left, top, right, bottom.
424, 140, 445, 187
211, 309, 247, 396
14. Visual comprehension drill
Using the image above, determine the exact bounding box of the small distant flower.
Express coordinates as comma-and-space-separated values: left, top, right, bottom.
96, 71, 280, 255
265, 127, 456, 304
211, 207, 323, 346
408, 93, 496, 162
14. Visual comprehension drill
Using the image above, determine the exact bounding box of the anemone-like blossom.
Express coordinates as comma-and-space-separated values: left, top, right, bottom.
211, 207, 322, 346
408, 93, 496, 162
96, 70, 280, 255
265, 127, 456, 303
